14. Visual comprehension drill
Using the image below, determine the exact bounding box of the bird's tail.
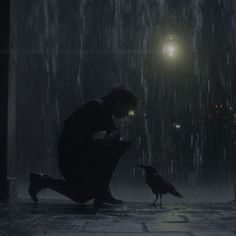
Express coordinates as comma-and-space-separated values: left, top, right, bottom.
171, 189, 183, 198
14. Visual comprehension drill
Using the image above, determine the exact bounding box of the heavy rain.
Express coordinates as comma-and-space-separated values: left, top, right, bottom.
10, 0, 236, 202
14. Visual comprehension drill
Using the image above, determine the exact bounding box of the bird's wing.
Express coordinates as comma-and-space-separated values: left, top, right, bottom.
165, 181, 183, 198
147, 175, 163, 194
147, 174, 183, 198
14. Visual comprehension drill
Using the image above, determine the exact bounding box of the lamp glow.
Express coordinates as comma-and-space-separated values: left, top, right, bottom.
162, 43, 177, 58
162, 34, 179, 59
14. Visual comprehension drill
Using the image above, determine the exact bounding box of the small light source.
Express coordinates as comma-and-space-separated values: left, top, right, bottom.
162, 34, 179, 60
128, 110, 135, 116
162, 43, 177, 58
173, 123, 181, 129
163, 44, 176, 57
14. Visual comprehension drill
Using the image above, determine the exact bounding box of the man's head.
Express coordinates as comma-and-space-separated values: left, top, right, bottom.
105, 87, 138, 118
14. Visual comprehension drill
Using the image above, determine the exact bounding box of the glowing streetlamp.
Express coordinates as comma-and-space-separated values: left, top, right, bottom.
163, 44, 176, 58
162, 34, 179, 60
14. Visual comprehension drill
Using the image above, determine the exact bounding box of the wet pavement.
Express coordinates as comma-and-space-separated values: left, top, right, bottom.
0, 199, 236, 236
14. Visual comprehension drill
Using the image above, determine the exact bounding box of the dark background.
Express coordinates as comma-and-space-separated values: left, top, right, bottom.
11, 0, 236, 192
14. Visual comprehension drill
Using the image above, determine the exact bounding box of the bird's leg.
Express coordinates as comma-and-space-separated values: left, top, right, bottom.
159, 194, 162, 209
152, 195, 158, 206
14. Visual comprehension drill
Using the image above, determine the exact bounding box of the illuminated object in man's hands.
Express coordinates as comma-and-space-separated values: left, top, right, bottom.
128, 110, 135, 116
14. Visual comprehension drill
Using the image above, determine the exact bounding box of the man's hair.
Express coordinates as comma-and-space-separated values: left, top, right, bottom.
106, 87, 138, 108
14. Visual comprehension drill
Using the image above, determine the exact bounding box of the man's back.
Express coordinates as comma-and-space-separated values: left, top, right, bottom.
59, 99, 115, 148
57, 99, 117, 176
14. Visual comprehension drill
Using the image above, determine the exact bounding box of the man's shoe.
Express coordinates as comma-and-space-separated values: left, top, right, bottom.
28, 172, 47, 203
102, 188, 124, 204
103, 196, 124, 204
93, 199, 112, 209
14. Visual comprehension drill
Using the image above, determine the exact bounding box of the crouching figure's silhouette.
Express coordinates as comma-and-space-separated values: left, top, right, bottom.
29, 87, 137, 206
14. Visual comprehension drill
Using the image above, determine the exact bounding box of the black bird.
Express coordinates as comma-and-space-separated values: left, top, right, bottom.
139, 165, 183, 207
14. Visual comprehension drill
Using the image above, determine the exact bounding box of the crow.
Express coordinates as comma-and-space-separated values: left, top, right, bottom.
139, 165, 183, 207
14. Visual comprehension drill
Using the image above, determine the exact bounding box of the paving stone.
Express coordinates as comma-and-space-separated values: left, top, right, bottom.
154, 213, 188, 223
84, 221, 144, 232
146, 222, 190, 232
192, 232, 235, 236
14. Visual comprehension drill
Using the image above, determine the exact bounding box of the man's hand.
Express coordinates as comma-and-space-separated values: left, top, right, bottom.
92, 130, 120, 145
92, 131, 107, 141
107, 130, 120, 140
